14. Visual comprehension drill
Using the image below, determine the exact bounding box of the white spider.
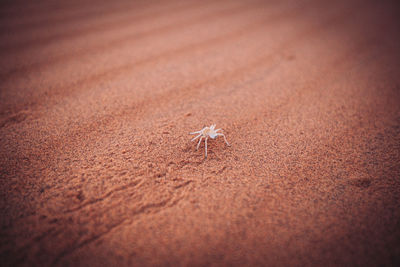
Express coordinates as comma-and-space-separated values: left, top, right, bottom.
190, 124, 230, 158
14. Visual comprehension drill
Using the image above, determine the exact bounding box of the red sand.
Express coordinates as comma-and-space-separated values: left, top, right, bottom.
1, 0, 400, 266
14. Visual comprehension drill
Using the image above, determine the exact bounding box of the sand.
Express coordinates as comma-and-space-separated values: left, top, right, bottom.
1, 0, 400, 266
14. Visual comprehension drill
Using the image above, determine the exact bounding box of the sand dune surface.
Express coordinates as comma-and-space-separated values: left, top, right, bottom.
1, 0, 399, 266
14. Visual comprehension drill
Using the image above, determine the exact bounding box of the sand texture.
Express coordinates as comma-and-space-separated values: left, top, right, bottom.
1, 0, 400, 266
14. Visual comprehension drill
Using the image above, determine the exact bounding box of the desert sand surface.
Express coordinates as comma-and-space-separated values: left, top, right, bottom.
1, 0, 400, 266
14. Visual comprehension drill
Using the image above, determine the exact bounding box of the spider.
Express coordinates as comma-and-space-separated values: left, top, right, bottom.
190, 124, 230, 158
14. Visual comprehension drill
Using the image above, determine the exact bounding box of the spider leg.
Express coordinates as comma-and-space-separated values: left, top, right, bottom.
196, 136, 204, 150
205, 137, 208, 158
191, 127, 207, 135
217, 133, 230, 146
215, 129, 221, 132
191, 134, 202, 142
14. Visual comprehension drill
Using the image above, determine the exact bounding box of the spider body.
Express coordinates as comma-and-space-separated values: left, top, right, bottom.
190, 124, 229, 158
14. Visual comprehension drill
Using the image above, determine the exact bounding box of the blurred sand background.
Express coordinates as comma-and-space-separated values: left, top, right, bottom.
1, 0, 400, 266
